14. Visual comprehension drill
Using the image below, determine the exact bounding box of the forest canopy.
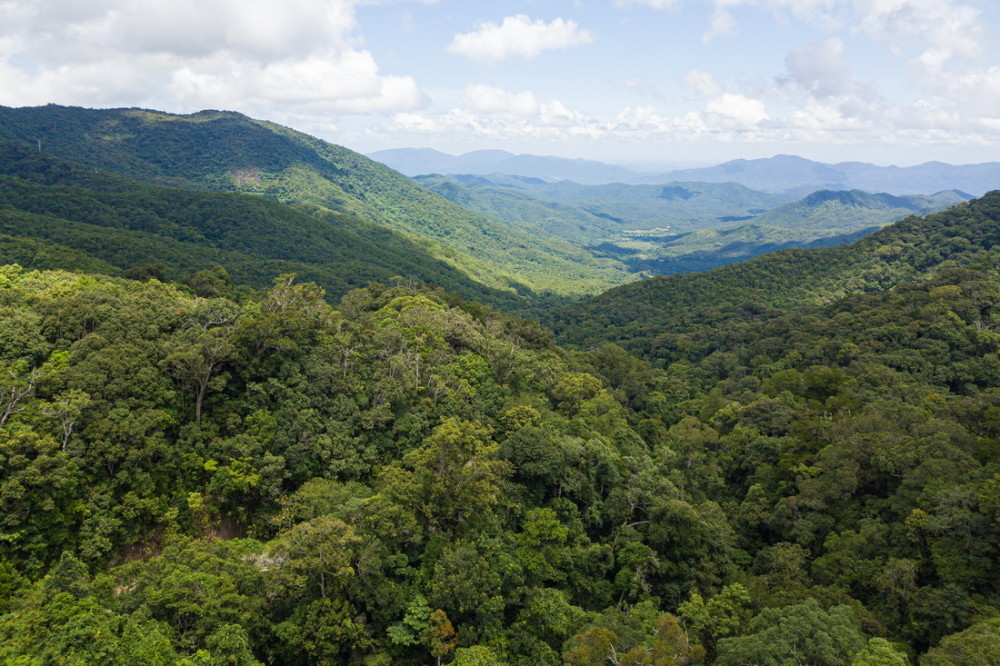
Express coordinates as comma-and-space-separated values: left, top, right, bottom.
0, 250, 997, 663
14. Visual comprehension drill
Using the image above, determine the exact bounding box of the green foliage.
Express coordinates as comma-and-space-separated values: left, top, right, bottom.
551, 191, 1000, 355
920, 617, 1000, 665
715, 599, 867, 666
0, 107, 634, 297
1, 190, 999, 663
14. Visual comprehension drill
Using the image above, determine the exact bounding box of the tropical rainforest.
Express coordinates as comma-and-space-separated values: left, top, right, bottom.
0, 105, 998, 665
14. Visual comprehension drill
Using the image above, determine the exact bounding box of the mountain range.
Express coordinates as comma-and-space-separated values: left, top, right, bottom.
372, 147, 1000, 196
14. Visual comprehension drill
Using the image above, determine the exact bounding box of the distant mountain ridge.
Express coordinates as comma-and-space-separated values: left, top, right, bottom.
748, 188, 970, 230
369, 147, 641, 185
413, 173, 793, 241
372, 148, 1000, 196
637, 154, 1000, 196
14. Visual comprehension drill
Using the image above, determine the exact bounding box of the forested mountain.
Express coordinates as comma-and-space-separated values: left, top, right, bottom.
550, 191, 1000, 356
415, 174, 793, 241
0, 105, 631, 297
748, 189, 970, 231
0, 140, 534, 310
415, 174, 969, 277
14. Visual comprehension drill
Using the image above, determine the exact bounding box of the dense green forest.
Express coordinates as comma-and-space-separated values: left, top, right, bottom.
1, 105, 998, 664
1, 211, 998, 662
550, 192, 1000, 356
415, 175, 967, 277
0, 140, 540, 311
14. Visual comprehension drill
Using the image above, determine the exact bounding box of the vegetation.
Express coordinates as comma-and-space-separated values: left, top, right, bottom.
0, 140, 556, 312
1, 221, 998, 661
417, 175, 966, 277
550, 191, 1000, 355
0, 105, 633, 297
0, 105, 998, 664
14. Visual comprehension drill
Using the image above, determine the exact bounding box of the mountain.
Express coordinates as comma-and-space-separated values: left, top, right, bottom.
413, 175, 969, 278
549, 190, 1000, 356
413, 173, 623, 243
373, 149, 1000, 196
1, 142, 997, 663
0, 104, 632, 297
369, 147, 641, 184
414, 174, 794, 240
0, 141, 528, 307
634, 154, 1000, 196
747, 189, 971, 231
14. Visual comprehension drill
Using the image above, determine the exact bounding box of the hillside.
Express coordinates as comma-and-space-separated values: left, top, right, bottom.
0, 141, 535, 308
1, 258, 997, 663
749, 189, 970, 230
415, 174, 969, 277
549, 191, 1000, 357
416, 174, 793, 239
0, 105, 632, 297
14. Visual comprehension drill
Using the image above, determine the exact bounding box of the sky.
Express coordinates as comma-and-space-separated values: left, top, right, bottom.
1, 0, 999, 168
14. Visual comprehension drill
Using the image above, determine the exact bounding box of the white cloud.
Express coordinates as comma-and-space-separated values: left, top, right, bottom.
855, 0, 983, 63
684, 70, 724, 98
625, 78, 664, 99
704, 7, 737, 42
446, 15, 594, 65
784, 38, 853, 98
463, 84, 540, 117
0, 0, 427, 114
706, 93, 770, 126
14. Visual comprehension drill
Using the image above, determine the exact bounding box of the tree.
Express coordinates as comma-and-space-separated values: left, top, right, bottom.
715, 599, 866, 666
0, 360, 39, 428
382, 418, 511, 531
920, 617, 1000, 665
271, 516, 360, 600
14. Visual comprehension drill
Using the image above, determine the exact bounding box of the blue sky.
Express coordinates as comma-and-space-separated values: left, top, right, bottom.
2, 0, 999, 167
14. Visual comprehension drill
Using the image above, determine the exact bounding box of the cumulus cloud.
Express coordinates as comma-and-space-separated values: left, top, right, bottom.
446, 15, 594, 65
0, 0, 427, 114
463, 84, 540, 117
706, 93, 770, 126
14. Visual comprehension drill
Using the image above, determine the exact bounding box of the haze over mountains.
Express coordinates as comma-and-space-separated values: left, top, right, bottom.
372, 147, 1000, 196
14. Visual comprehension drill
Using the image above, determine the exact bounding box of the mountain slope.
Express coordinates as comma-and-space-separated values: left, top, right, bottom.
0, 141, 531, 307
0, 105, 632, 296
748, 189, 970, 230
415, 174, 794, 240
549, 191, 1000, 357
